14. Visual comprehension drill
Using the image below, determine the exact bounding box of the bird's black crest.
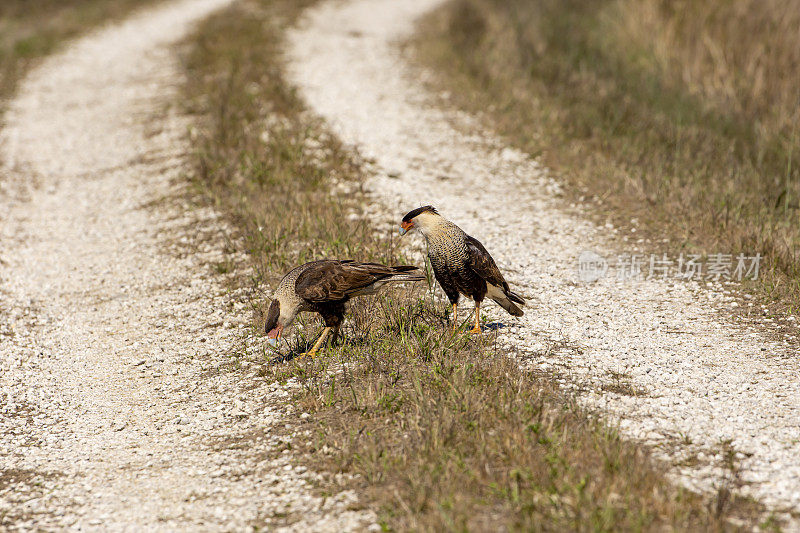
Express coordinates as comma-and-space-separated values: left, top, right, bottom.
402, 205, 438, 222
264, 299, 280, 333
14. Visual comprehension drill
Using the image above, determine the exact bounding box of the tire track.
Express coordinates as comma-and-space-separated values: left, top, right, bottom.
0, 1, 373, 530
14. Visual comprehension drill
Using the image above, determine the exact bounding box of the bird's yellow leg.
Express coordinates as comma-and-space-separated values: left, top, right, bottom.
469, 302, 482, 334
450, 302, 458, 333
295, 327, 332, 360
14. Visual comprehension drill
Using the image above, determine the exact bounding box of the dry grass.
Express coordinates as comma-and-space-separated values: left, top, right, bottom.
181, 0, 775, 530
415, 0, 800, 313
270, 307, 770, 531
0, 0, 160, 103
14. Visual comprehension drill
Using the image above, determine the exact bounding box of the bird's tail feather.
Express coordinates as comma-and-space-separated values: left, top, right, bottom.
494, 295, 524, 317
506, 290, 525, 305
388, 265, 425, 283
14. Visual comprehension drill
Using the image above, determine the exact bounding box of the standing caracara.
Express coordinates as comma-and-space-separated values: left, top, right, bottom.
264, 260, 423, 358
399, 206, 525, 333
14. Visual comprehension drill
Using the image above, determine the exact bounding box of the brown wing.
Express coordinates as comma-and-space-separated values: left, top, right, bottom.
465, 236, 509, 291
295, 260, 399, 303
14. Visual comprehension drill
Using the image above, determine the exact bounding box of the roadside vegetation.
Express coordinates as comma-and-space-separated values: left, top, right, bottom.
415, 0, 800, 313
181, 0, 772, 529
0, 0, 159, 103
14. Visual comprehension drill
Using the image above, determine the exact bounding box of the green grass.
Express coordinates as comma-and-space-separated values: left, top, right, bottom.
414, 0, 800, 313
181, 0, 774, 529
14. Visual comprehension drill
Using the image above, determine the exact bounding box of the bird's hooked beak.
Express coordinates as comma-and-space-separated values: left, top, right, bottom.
399, 220, 414, 236
264, 299, 282, 346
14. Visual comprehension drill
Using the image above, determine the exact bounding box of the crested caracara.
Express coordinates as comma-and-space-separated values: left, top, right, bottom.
399, 206, 525, 333
264, 260, 423, 358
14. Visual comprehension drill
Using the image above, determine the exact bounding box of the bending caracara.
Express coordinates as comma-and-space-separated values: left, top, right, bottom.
399, 206, 525, 333
264, 260, 423, 358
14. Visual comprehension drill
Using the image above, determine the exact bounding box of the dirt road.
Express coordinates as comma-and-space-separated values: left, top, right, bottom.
2, 0, 799, 527
0, 1, 372, 530
287, 0, 800, 520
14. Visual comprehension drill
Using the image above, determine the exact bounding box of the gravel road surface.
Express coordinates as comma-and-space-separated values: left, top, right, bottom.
0, 1, 373, 530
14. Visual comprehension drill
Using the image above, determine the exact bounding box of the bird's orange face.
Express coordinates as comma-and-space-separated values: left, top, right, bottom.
266, 324, 283, 339
399, 220, 414, 235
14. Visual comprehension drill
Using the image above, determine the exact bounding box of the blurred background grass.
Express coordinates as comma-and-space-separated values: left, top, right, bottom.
0, 0, 160, 102
416, 0, 800, 312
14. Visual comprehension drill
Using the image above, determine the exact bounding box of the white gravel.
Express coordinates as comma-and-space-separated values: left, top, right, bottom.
286, 0, 800, 523
0, 1, 374, 530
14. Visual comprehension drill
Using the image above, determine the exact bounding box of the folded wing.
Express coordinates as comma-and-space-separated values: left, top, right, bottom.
465, 236, 525, 316
295, 260, 422, 302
